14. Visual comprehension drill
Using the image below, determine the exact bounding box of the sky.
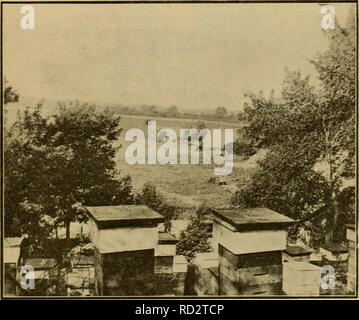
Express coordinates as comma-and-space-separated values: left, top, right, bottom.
3, 3, 354, 112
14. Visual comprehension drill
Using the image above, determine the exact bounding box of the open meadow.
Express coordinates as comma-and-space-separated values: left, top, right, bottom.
115, 114, 256, 214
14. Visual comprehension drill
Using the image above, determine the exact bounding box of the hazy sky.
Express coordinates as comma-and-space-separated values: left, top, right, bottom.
3, 3, 354, 111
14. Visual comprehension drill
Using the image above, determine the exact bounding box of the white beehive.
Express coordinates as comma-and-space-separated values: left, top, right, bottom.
283, 262, 321, 296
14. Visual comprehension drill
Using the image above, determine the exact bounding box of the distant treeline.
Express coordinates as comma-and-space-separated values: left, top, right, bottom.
109, 103, 247, 123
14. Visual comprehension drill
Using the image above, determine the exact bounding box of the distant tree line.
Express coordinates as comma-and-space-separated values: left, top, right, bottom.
110, 104, 242, 123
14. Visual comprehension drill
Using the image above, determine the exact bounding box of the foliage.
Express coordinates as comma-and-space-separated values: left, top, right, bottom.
232, 15, 355, 244
232, 139, 256, 157
110, 103, 240, 123
4, 102, 134, 240
176, 203, 212, 260
4, 78, 19, 105
214, 106, 228, 119
135, 182, 177, 232
196, 121, 206, 130
167, 105, 179, 118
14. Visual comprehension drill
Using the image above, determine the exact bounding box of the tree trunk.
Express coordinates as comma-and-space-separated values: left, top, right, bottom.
65, 221, 71, 240
325, 227, 334, 243
324, 136, 336, 243
325, 192, 340, 243
164, 219, 171, 233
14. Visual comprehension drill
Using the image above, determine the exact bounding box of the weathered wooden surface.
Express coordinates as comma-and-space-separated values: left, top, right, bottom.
320, 244, 349, 262
346, 225, 356, 293
193, 252, 218, 269
218, 244, 283, 295
212, 207, 294, 232
92, 225, 159, 254
282, 262, 321, 296
237, 265, 282, 287
155, 256, 174, 274
347, 239, 356, 293
282, 253, 311, 263
4, 263, 17, 296
155, 273, 175, 296
283, 246, 311, 263
194, 266, 219, 296
219, 244, 282, 268
97, 249, 155, 296
173, 272, 186, 296
348, 240, 356, 250
86, 205, 164, 229
237, 282, 282, 295
173, 255, 188, 273
346, 224, 355, 242
219, 273, 282, 296
155, 244, 176, 257
214, 221, 287, 255
94, 247, 104, 295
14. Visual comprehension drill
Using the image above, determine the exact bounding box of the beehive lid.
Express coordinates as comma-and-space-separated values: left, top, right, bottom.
86, 205, 164, 229
321, 241, 348, 254
158, 232, 178, 245
284, 261, 321, 272
285, 245, 312, 257
4, 237, 23, 248
25, 258, 56, 270
212, 207, 294, 231
71, 254, 94, 267
345, 224, 355, 230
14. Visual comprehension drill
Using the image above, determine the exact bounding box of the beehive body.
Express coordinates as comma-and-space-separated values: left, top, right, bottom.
213, 208, 294, 296
86, 205, 164, 296
218, 244, 283, 295
346, 225, 356, 293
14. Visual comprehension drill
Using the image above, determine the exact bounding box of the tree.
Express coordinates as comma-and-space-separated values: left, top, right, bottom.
136, 182, 176, 232
176, 203, 212, 261
196, 121, 206, 131
237, 112, 247, 122
309, 16, 356, 241
232, 139, 256, 157
4, 102, 134, 240
4, 105, 52, 240
3, 78, 20, 126
4, 78, 19, 105
232, 15, 355, 244
195, 121, 207, 151
214, 106, 228, 119
167, 105, 179, 118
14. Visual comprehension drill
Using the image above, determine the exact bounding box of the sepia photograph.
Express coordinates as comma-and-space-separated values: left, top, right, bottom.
1, 1, 357, 299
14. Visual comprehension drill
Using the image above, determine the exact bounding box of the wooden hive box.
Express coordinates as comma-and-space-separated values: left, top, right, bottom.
154, 233, 178, 296
213, 208, 295, 296
219, 244, 283, 295
320, 242, 348, 262
346, 224, 356, 293
85, 205, 164, 296
4, 237, 23, 296
282, 262, 321, 296
86, 205, 164, 254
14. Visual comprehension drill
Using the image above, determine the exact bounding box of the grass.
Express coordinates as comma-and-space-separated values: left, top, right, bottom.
115, 114, 254, 213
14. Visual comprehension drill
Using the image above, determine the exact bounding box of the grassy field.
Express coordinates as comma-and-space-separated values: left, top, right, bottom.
115, 114, 256, 214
